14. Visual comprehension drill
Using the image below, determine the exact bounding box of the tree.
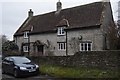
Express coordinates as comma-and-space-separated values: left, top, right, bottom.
0, 35, 8, 55
1, 35, 19, 57
2, 41, 19, 52
0, 35, 8, 44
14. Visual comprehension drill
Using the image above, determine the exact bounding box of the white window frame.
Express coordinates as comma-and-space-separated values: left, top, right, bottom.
57, 27, 65, 35
24, 31, 29, 38
80, 42, 92, 51
58, 42, 66, 51
23, 46, 29, 52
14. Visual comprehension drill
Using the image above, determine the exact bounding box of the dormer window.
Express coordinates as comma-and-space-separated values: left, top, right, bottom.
57, 27, 65, 35
24, 31, 29, 38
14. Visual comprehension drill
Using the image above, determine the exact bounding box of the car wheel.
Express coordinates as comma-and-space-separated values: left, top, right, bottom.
14, 69, 19, 78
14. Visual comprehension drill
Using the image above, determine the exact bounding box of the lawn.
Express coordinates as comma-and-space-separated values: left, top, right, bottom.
39, 64, 119, 78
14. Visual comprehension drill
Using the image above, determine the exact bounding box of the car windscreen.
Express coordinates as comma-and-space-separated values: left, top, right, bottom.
13, 57, 31, 64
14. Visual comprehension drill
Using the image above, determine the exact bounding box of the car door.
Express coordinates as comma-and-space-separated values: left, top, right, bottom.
2, 57, 11, 73
8, 58, 15, 74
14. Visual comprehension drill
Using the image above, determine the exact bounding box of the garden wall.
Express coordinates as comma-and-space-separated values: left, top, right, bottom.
29, 51, 119, 70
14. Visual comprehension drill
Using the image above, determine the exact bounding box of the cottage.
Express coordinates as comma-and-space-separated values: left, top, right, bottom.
14, 1, 115, 56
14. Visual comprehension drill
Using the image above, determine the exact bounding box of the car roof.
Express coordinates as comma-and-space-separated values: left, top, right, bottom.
6, 56, 27, 59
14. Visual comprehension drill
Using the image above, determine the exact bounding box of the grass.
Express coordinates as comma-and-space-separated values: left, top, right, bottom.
39, 64, 119, 78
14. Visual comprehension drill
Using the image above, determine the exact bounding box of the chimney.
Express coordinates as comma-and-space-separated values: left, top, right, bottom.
28, 9, 33, 17
56, 0, 62, 11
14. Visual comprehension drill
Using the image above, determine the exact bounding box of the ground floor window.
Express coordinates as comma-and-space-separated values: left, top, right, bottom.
23, 46, 29, 52
58, 42, 66, 51
80, 42, 92, 51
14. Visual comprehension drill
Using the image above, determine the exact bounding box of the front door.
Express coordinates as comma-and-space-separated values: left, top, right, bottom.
37, 45, 44, 55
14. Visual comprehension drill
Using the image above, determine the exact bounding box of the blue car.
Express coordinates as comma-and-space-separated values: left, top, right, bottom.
2, 56, 39, 77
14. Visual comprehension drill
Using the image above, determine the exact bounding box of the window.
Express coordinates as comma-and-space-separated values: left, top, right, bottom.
23, 46, 28, 52
80, 42, 92, 51
24, 31, 29, 38
58, 42, 66, 50
57, 27, 65, 35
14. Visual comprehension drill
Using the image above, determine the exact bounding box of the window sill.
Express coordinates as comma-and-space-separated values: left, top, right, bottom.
57, 34, 65, 36
24, 37, 28, 39
58, 49, 66, 51
23, 51, 29, 53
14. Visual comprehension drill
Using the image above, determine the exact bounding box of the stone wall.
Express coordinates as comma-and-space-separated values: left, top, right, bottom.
29, 51, 119, 70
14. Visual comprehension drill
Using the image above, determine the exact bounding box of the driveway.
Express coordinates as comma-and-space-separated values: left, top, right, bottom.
2, 73, 56, 80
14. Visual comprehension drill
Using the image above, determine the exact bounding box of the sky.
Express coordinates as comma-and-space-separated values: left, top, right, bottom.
0, 0, 119, 40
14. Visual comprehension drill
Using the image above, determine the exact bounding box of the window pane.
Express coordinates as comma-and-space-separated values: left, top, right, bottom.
60, 28, 62, 34
64, 43, 66, 50
81, 43, 84, 51
61, 43, 63, 50
85, 43, 87, 51
88, 43, 91, 51
62, 28, 64, 34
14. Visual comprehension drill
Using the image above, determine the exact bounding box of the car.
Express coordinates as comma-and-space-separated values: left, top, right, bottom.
2, 56, 39, 77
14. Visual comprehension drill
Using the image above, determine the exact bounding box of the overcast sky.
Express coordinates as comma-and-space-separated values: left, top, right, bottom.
0, 0, 119, 40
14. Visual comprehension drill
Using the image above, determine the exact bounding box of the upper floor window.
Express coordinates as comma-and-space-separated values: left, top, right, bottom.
80, 42, 92, 51
57, 27, 65, 35
24, 31, 29, 38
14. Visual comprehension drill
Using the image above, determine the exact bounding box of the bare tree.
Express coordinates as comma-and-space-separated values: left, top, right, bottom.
0, 35, 8, 54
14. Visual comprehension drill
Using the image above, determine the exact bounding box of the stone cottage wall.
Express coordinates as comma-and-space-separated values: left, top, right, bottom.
67, 27, 104, 55
16, 27, 106, 56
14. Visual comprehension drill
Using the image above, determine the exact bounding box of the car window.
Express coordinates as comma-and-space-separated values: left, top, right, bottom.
3, 57, 10, 62
13, 57, 31, 64
9, 58, 14, 62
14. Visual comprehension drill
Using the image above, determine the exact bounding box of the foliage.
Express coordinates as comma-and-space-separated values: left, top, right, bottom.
40, 64, 119, 78
2, 41, 19, 57
2, 41, 18, 52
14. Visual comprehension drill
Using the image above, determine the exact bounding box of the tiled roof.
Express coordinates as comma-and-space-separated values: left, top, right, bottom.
14, 2, 108, 36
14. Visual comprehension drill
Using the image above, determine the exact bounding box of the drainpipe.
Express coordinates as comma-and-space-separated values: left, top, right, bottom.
28, 33, 30, 56
66, 30, 68, 56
